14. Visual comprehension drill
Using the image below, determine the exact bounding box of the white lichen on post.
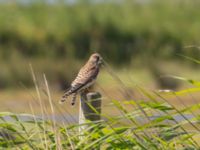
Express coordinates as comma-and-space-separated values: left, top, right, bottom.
79, 92, 102, 135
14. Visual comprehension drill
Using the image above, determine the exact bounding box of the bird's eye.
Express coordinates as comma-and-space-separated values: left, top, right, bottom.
96, 56, 99, 61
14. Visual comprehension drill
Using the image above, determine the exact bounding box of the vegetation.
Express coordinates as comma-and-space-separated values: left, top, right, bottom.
1, 0, 200, 62
1, 72, 200, 149
1, 1, 200, 149
0, 0, 200, 88
1, 0, 200, 88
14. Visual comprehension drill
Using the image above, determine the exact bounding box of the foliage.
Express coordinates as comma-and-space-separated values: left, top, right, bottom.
0, 72, 200, 149
1, 0, 200, 88
1, 0, 200, 64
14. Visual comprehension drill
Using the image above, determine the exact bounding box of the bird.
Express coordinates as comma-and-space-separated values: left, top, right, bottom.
60, 53, 103, 105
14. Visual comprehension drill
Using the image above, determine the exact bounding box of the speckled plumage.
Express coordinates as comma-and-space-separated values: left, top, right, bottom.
60, 53, 102, 105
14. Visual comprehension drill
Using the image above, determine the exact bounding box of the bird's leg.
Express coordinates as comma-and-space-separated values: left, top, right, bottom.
84, 88, 90, 93
71, 93, 77, 106
84, 85, 95, 93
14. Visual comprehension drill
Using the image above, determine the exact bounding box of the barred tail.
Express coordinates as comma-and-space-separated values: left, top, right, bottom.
59, 91, 77, 105
59, 84, 82, 104
59, 95, 68, 104
59, 87, 74, 104
71, 93, 77, 106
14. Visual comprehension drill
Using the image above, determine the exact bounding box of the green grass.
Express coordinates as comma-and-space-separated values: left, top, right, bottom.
1, 64, 200, 149
1, 1, 200, 148
1, 87, 200, 149
1, 60, 200, 113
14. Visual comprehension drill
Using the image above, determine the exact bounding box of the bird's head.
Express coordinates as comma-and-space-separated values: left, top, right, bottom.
89, 53, 103, 66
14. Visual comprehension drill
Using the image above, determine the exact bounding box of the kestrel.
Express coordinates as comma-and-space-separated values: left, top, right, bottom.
60, 53, 103, 105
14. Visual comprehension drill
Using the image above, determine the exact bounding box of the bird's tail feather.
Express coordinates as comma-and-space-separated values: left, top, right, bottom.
59, 96, 67, 104
59, 92, 77, 105
71, 93, 77, 106
59, 87, 74, 104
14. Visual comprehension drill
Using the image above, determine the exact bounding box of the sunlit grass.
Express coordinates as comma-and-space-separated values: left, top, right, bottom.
1, 84, 200, 149
1, 61, 200, 149
1, 60, 200, 113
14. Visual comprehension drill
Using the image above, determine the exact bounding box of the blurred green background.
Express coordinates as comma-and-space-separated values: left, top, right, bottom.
0, 0, 200, 91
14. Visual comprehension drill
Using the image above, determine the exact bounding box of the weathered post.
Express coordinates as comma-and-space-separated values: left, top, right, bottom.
79, 92, 102, 136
